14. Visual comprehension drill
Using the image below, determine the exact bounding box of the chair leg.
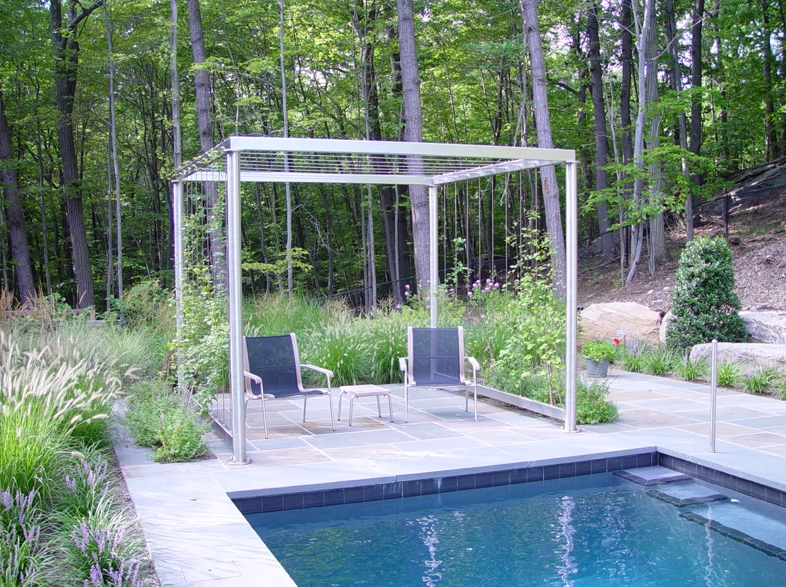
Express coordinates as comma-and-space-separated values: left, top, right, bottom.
472, 383, 478, 421
302, 397, 308, 423
327, 392, 336, 431
245, 397, 269, 439
337, 391, 344, 421
404, 385, 409, 423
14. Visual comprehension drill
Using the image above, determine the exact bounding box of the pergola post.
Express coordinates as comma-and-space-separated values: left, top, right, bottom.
172, 181, 184, 392
226, 149, 249, 464
428, 184, 438, 328
564, 161, 579, 433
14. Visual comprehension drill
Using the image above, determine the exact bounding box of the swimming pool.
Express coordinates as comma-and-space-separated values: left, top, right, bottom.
247, 471, 786, 587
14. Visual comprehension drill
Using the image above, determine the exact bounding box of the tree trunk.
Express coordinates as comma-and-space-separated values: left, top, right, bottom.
520, 0, 566, 297
587, 0, 615, 260
0, 88, 35, 304
687, 0, 705, 240
103, 3, 122, 302
397, 0, 430, 290
51, 0, 100, 308
625, 0, 656, 285
760, 0, 780, 160
187, 0, 225, 288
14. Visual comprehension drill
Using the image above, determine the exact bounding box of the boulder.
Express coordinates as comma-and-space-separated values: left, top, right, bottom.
659, 310, 675, 345
689, 342, 786, 374
739, 311, 786, 344
580, 302, 663, 345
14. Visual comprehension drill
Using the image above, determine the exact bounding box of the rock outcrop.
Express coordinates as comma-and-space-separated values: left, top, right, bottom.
739, 311, 786, 343
580, 302, 663, 345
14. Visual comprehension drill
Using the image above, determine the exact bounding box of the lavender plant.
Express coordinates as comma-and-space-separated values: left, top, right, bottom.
0, 489, 42, 587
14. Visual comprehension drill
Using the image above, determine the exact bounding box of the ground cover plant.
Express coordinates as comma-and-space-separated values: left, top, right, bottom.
0, 313, 160, 586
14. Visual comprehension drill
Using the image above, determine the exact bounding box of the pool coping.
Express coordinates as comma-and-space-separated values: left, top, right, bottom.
117, 374, 786, 587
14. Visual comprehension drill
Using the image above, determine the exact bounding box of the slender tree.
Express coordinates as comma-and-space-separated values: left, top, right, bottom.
520, 0, 566, 296
0, 87, 35, 304
50, 0, 104, 308
397, 0, 430, 289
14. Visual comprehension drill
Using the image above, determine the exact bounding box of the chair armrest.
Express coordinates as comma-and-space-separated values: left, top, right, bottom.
399, 357, 408, 372
301, 364, 334, 379
465, 356, 480, 374
244, 371, 273, 399
243, 370, 262, 385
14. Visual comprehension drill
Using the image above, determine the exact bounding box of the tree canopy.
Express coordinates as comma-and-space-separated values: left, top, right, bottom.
0, 0, 783, 309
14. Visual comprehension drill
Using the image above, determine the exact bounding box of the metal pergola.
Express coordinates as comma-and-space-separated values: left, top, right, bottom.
173, 136, 579, 464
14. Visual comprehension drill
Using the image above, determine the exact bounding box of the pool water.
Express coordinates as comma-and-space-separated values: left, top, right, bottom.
247, 473, 786, 587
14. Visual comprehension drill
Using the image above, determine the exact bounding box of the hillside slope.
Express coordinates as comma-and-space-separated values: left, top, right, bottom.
579, 185, 786, 312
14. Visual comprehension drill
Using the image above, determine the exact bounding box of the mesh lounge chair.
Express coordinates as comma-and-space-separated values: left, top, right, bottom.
243, 334, 335, 438
399, 326, 480, 422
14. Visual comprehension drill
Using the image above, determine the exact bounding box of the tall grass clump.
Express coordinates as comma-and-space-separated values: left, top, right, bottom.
361, 303, 421, 383
303, 318, 368, 386
618, 339, 648, 372
244, 294, 329, 335
673, 355, 708, 382
743, 368, 779, 394
642, 346, 678, 376
716, 361, 743, 388
0, 329, 121, 493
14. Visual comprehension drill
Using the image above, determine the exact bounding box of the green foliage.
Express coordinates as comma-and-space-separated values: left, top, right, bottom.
576, 379, 619, 425
169, 269, 229, 406
581, 339, 618, 362
673, 355, 708, 382
303, 320, 367, 386
0, 488, 42, 587
666, 236, 747, 351
716, 361, 743, 388
492, 224, 567, 402
618, 339, 648, 373
125, 380, 209, 463
743, 368, 779, 395
642, 346, 678, 376
114, 280, 172, 330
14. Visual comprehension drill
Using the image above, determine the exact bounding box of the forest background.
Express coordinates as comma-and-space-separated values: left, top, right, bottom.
1, 0, 783, 311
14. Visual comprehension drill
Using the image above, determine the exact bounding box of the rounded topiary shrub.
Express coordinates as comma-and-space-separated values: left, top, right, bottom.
666, 235, 747, 351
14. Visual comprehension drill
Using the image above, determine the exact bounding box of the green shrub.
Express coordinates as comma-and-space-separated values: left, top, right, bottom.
666, 236, 747, 351
576, 379, 618, 424
115, 279, 172, 330
125, 380, 209, 462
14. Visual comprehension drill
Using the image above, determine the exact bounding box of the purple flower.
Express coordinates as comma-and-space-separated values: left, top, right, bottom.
404, 284, 410, 290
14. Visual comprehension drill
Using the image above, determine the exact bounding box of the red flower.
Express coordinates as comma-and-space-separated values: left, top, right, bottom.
613, 338, 620, 345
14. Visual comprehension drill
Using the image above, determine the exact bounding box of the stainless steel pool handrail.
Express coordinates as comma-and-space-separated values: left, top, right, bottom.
709, 339, 718, 453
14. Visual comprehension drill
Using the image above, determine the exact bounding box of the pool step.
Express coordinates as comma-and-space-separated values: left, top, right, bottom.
646, 481, 729, 507
680, 509, 786, 561
614, 466, 691, 487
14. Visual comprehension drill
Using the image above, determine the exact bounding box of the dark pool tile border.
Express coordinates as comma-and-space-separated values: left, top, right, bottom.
658, 454, 786, 509
234, 452, 659, 514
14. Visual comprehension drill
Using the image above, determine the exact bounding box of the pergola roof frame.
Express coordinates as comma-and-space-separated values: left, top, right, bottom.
173, 136, 579, 465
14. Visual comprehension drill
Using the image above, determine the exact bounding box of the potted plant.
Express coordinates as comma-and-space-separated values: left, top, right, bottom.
581, 338, 618, 378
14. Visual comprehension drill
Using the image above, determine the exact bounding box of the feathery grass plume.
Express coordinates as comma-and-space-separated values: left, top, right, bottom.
303, 320, 367, 386
618, 338, 648, 373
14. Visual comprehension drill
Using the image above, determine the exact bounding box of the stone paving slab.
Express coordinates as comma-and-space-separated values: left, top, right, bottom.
116, 371, 786, 587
